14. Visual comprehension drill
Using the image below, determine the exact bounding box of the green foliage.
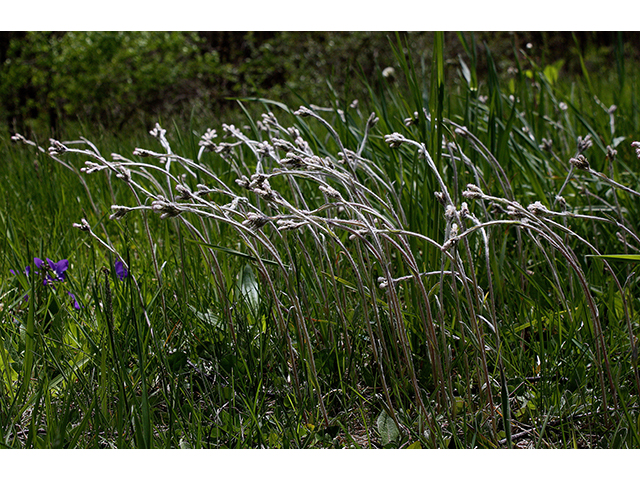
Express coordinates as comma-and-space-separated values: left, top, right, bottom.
377, 410, 400, 446
0, 31, 418, 134
0, 32, 221, 131
2, 32, 640, 449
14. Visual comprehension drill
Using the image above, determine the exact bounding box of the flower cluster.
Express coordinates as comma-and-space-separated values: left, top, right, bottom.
10, 257, 77, 309
569, 154, 590, 170
10, 257, 69, 285
9, 258, 129, 310
36, 257, 68, 284
576, 134, 593, 154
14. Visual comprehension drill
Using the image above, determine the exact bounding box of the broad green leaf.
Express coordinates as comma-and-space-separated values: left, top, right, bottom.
377, 410, 400, 446
543, 59, 564, 85
452, 397, 465, 416
238, 264, 260, 313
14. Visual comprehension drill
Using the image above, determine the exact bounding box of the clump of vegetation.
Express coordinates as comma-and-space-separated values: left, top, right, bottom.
2, 32, 630, 136
0, 32, 221, 132
2, 32, 640, 448
0, 31, 416, 134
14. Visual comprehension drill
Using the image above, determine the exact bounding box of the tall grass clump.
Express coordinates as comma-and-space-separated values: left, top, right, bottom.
3, 33, 640, 448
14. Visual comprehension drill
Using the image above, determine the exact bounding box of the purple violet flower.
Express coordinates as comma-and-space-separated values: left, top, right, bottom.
47, 258, 69, 281
11, 259, 73, 306
68, 292, 82, 310
33, 257, 69, 284
10, 265, 30, 276
115, 260, 128, 281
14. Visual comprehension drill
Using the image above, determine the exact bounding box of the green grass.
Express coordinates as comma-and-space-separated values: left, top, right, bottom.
2, 33, 640, 448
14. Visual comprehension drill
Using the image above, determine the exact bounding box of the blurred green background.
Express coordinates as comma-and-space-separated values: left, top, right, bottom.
1, 31, 637, 136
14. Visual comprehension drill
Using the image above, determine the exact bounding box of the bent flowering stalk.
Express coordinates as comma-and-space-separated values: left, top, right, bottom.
13, 102, 640, 441
461, 183, 625, 411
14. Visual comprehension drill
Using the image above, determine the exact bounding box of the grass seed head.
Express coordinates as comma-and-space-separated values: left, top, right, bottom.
81, 161, 105, 174
294, 106, 313, 117
319, 185, 342, 200
273, 138, 295, 152
198, 128, 217, 148
48, 139, 68, 155
444, 204, 457, 220
132, 148, 155, 157
235, 176, 251, 189
175, 184, 192, 200
149, 123, 166, 138
441, 237, 458, 252
256, 141, 275, 158
555, 195, 568, 212
459, 202, 470, 218
151, 197, 182, 218
539, 138, 553, 151
506, 202, 526, 218
366, 112, 379, 130
454, 126, 469, 138
280, 152, 305, 168
116, 167, 131, 182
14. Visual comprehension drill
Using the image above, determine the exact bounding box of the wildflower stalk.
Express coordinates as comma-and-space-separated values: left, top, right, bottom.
16, 96, 640, 443
11, 134, 115, 248
72, 218, 156, 341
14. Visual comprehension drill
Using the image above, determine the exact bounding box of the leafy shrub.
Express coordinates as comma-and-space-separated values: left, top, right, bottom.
0, 32, 431, 134
0, 32, 221, 131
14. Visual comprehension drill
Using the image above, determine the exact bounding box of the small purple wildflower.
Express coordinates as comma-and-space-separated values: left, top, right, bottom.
10, 259, 73, 306
10, 265, 30, 276
115, 260, 128, 281
47, 258, 69, 281
33, 257, 69, 285
68, 292, 82, 310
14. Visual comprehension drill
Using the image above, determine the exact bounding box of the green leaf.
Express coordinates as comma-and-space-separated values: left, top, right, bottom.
185, 238, 281, 267
377, 410, 400, 446
238, 264, 260, 313
542, 59, 564, 85
0, 346, 18, 386
459, 56, 472, 87
612, 136, 626, 148
588, 254, 640, 262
